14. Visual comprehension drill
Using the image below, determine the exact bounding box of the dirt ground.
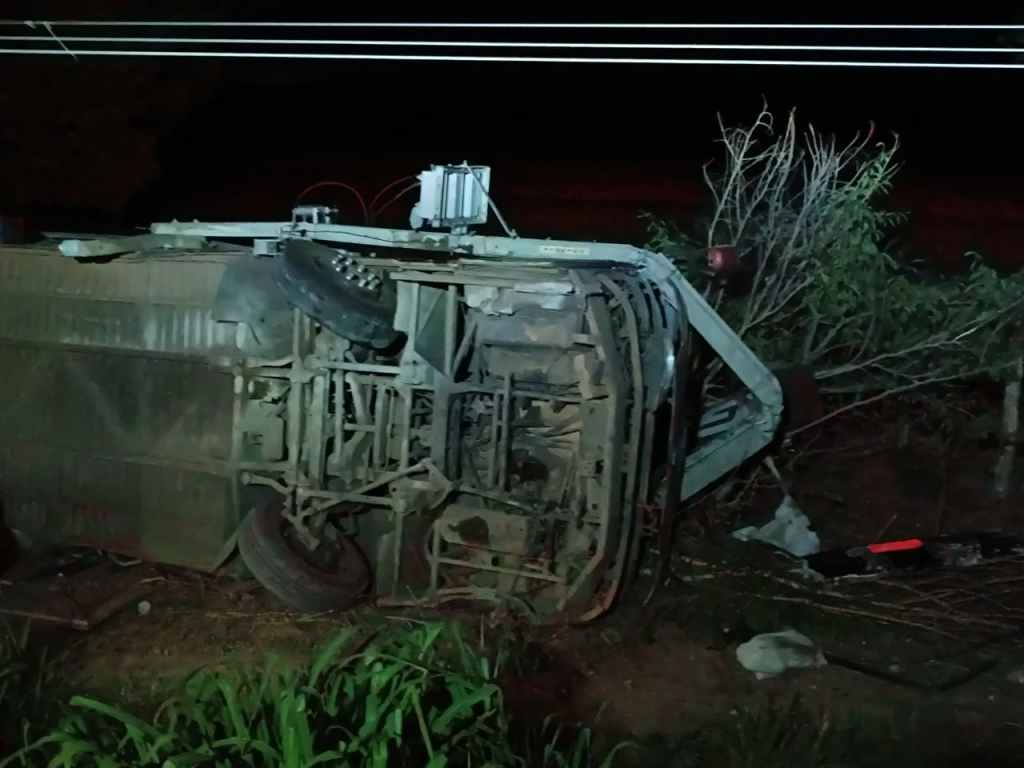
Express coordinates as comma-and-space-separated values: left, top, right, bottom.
5, 403, 1024, 764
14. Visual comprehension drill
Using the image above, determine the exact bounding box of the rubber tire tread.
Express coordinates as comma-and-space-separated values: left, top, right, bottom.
274, 238, 400, 349
238, 504, 371, 613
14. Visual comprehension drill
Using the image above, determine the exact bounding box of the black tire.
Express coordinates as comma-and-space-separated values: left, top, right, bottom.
238, 504, 371, 613
274, 238, 401, 349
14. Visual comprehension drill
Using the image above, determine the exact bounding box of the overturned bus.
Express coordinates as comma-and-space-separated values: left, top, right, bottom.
0, 165, 782, 623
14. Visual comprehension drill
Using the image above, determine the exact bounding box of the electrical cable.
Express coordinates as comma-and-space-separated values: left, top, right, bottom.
369, 175, 416, 215
5, 36, 1024, 54
372, 182, 421, 221
6, 19, 1024, 68
5, 21, 1024, 30
295, 181, 369, 224
4, 48, 1024, 68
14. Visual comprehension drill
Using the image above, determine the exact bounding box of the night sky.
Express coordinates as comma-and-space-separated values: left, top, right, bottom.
1, 5, 1021, 256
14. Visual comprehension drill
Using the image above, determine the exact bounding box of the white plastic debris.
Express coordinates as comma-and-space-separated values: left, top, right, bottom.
736, 629, 827, 680
731, 495, 821, 557
136, 600, 152, 617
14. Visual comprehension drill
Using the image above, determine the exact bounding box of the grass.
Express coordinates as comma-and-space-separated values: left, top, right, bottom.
0, 619, 630, 768
0, 612, 978, 767
0, 621, 66, 759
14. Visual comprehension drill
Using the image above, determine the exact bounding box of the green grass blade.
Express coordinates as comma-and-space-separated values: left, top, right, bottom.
432, 684, 500, 735
210, 735, 282, 763
307, 750, 347, 767
161, 752, 220, 768
598, 741, 636, 768
309, 628, 359, 686
0, 733, 62, 768
216, 679, 250, 743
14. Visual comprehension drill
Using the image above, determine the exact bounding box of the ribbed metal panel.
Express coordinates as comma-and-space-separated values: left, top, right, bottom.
0, 246, 247, 571
0, 248, 241, 356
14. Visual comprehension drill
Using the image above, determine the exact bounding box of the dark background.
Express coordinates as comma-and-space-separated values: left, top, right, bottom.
1, 3, 1021, 261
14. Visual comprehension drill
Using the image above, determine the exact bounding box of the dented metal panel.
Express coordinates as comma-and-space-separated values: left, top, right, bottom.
0, 247, 252, 570
0, 248, 251, 357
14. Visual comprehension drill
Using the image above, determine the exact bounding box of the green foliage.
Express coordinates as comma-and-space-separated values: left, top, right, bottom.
645, 110, 909, 370
0, 621, 65, 759
0, 621, 622, 768
807, 253, 1024, 395
644, 107, 1024, 406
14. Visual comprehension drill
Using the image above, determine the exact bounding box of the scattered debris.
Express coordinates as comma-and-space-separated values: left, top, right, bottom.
732, 496, 821, 557
600, 628, 622, 645
818, 650, 995, 692
0, 606, 89, 630
805, 531, 1024, 579
736, 629, 827, 679
21, 548, 104, 581
0, 577, 154, 631
76, 583, 154, 631
108, 553, 143, 568
137, 600, 152, 617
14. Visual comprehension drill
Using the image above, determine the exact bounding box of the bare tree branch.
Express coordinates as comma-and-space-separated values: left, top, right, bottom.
650, 105, 1023, 439
789, 364, 1014, 437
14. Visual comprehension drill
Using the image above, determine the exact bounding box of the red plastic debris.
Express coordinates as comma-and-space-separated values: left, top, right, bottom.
707, 244, 739, 275
867, 539, 924, 554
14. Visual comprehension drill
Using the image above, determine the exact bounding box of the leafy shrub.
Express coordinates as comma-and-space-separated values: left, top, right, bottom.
644, 105, 1024, 420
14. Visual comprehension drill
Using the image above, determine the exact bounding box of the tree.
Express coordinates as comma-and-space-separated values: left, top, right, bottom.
645, 105, 1024, 440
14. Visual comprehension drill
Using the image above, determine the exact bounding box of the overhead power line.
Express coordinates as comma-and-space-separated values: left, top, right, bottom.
3, 21, 1024, 30
3, 36, 1024, 54
2, 48, 1024, 68
4, 20, 1024, 68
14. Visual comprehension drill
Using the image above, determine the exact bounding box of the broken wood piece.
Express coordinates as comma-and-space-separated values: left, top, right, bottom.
0, 606, 89, 626
0, 606, 89, 630
1, 582, 159, 631
75, 582, 154, 631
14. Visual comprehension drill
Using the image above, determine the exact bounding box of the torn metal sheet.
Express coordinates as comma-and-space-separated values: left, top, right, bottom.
213, 257, 295, 353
